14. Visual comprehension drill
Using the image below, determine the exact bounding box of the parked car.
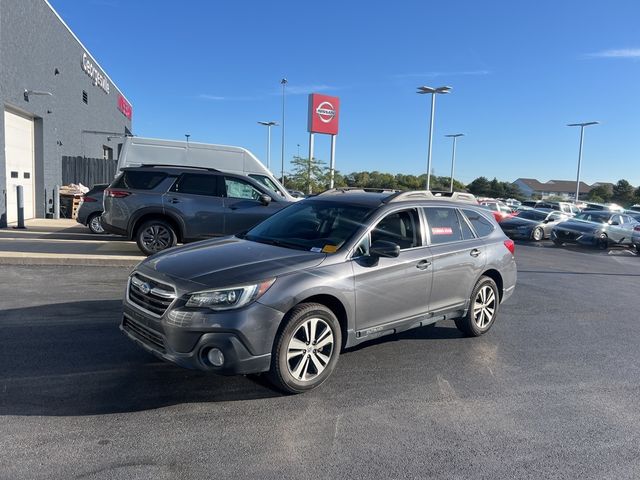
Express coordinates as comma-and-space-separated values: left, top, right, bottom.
582, 202, 625, 212
479, 201, 514, 222
76, 184, 108, 234
551, 210, 639, 249
628, 204, 640, 213
101, 166, 292, 255
520, 200, 578, 216
500, 208, 568, 241
287, 189, 306, 199
120, 189, 517, 393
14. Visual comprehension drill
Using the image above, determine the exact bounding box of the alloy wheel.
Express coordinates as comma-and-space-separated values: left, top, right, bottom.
89, 215, 104, 234
472, 285, 496, 329
286, 317, 334, 382
142, 225, 172, 252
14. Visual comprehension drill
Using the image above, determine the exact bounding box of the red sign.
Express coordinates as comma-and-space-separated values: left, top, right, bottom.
431, 227, 453, 236
308, 93, 340, 135
118, 94, 132, 120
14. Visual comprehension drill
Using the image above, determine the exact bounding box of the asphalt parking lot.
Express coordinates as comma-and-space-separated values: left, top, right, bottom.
1, 241, 639, 480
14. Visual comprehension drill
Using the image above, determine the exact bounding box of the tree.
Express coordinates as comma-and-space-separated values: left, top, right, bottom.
466, 177, 491, 197
587, 184, 613, 203
611, 179, 635, 206
287, 155, 327, 194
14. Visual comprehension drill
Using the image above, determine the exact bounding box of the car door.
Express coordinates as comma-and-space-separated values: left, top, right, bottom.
351, 208, 433, 333
543, 211, 564, 235
222, 176, 283, 234
425, 207, 487, 314
162, 173, 225, 240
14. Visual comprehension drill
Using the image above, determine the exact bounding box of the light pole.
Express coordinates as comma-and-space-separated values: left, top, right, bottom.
280, 78, 288, 186
417, 85, 451, 190
445, 133, 464, 193
567, 121, 599, 202
257, 121, 278, 170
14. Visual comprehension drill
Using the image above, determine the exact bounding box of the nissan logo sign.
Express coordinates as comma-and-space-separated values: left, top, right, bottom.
315, 101, 336, 123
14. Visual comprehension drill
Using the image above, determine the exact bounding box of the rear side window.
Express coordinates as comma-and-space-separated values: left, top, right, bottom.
457, 210, 476, 240
423, 207, 464, 244
462, 209, 494, 237
171, 174, 219, 196
113, 171, 166, 190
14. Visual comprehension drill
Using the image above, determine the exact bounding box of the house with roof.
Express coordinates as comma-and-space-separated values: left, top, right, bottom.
513, 178, 593, 200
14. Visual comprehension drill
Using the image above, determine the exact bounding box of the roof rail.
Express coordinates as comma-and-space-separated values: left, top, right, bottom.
132, 164, 221, 172
385, 190, 478, 204
317, 187, 400, 195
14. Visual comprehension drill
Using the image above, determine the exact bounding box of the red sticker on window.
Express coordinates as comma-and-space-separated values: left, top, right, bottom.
431, 227, 453, 235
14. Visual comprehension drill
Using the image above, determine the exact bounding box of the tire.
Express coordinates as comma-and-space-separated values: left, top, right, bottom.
455, 276, 500, 337
532, 227, 544, 242
87, 213, 105, 234
268, 303, 342, 394
596, 233, 608, 250
135, 219, 177, 256
636, 244, 640, 254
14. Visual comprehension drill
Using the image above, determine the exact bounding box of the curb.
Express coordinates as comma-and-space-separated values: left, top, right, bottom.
0, 252, 145, 267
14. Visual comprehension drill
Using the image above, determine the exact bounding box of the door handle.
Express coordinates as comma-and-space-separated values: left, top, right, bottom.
416, 259, 431, 270
169, 198, 180, 204
470, 248, 481, 257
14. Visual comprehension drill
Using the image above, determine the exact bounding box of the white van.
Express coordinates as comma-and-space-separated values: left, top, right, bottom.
116, 136, 295, 201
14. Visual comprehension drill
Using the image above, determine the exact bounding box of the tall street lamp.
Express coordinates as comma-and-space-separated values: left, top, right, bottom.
417, 85, 451, 190
445, 133, 464, 193
257, 121, 278, 170
280, 78, 288, 186
567, 121, 599, 202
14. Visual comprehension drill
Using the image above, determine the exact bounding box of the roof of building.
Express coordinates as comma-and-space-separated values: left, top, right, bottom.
514, 178, 592, 193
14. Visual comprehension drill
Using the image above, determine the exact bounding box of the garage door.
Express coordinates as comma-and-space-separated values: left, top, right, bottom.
4, 109, 35, 224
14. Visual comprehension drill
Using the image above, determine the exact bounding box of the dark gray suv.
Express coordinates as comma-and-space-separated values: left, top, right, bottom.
101, 166, 290, 255
121, 189, 517, 393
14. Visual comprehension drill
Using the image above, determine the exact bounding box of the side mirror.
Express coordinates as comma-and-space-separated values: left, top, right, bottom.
370, 240, 400, 258
259, 194, 272, 206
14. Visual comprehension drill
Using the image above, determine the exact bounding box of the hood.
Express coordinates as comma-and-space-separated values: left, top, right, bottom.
142, 237, 326, 287
500, 217, 539, 229
555, 219, 601, 233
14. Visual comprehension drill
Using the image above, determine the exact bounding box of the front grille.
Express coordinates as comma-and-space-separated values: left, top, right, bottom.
557, 230, 578, 240
123, 317, 165, 352
128, 273, 176, 317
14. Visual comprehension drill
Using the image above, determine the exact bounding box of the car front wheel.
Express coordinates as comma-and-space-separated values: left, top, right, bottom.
455, 276, 500, 337
136, 219, 177, 256
269, 303, 342, 394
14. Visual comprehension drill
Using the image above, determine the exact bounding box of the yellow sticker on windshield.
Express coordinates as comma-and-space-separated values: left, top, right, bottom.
322, 245, 338, 253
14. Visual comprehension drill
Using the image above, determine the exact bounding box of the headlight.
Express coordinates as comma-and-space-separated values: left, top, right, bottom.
185, 279, 275, 310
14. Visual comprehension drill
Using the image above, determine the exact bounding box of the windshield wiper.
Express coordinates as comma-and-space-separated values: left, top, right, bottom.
245, 236, 307, 250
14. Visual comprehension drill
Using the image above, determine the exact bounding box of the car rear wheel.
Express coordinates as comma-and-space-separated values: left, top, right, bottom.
269, 303, 341, 394
455, 276, 499, 337
136, 219, 177, 256
532, 227, 544, 241
87, 213, 105, 234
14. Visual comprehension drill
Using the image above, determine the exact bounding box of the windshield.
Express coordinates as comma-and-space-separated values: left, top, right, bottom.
517, 210, 547, 221
249, 174, 284, 197
574, 212, 610, 223
245, 201, 375, 252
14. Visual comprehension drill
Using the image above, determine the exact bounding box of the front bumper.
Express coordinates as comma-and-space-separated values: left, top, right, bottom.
551, 229, 598, 246
121, 296, 282, 375
502, 228, 532, 240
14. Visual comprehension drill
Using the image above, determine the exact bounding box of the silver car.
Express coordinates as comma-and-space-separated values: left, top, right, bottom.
121, 190, 517, 393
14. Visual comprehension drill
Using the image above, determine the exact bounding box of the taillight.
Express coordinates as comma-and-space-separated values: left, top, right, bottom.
105, 188, 131, 198
82, 196, 98, 202
504, 239, 515, 255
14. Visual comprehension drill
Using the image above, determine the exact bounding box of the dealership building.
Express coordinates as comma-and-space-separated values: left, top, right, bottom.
0, 0, 132, 226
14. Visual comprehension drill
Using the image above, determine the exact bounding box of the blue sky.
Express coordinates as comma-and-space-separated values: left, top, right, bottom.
51, 0, 640, 186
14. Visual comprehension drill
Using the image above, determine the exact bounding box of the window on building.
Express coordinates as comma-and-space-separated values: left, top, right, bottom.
103, 146, 113, 160
82, 90, 88, 104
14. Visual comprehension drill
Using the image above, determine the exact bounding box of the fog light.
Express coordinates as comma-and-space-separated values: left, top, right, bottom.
207, 348, 225, 367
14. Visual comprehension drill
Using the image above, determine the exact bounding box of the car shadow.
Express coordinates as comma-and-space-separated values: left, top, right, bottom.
515, 239, 637, 255
343, 323, 465, 354
0, 300, 281, 417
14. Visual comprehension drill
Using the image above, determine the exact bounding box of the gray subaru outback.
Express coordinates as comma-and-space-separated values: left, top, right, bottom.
121, 189, 517, 393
